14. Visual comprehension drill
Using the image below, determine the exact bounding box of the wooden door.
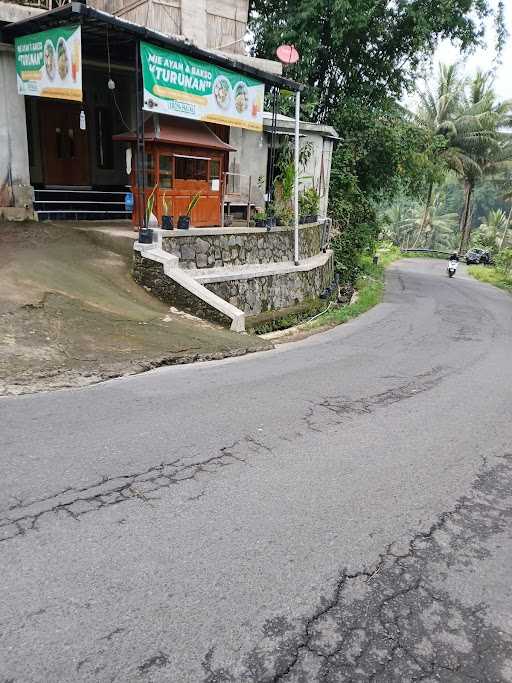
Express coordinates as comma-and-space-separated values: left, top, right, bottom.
39, 101, 90, 186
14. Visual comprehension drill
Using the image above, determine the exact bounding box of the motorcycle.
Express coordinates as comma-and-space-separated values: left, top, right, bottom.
447, 260, 459, 278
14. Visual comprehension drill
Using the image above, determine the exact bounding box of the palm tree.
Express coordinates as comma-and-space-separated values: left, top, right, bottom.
379, 198, 419, 247
423, 196, 459, 251
453, 72, 512, 253
413, 64, 466, 245
473, 208, 512, 252
471, 209, 507, 251
415, 66, 512, 254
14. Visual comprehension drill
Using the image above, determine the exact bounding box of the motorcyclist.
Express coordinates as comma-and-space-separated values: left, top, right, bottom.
449, 252, 459, 262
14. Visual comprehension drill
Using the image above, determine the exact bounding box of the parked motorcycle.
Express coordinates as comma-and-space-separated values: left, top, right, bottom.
447, 259, 459, 278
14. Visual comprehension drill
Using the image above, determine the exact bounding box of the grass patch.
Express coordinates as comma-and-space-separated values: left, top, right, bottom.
304, 244, 401, 330
468, 265, 512, 293
250, 243, 402, 337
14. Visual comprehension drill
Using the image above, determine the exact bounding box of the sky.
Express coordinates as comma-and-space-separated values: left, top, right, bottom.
433, 1, 512, 100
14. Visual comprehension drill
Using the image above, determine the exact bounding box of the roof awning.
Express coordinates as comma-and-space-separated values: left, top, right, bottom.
0, 3, 303, 92
113, 115, 236, 152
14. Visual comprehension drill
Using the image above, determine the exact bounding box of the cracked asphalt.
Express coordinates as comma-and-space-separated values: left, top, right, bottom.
1, 258, 512, 682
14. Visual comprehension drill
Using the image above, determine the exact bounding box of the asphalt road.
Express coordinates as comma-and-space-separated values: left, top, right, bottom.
1, 259, 512, 682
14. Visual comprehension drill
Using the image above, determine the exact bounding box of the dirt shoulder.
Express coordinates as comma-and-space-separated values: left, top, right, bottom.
0, 222, 270, 396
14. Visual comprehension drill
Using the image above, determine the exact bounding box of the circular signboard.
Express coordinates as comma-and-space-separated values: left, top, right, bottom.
276, 44, 299, 65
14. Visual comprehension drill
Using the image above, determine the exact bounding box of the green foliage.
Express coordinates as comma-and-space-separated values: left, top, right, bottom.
185, 192, 201, 217
249, 0, 503, 117
495, 248, 512, 274
307, 247, 401, 329
328, 145, 378, 283
299, 187, 320, 217
250, 0, 505, 282
162, 192, 171, 216
145, 184, 158, 225
379, 191, 459, 252
471, 209, 508, 252
468, 262, 512, 291
271, 139, 313, 222
275, 205, 294, 226
251, 244, 401, 334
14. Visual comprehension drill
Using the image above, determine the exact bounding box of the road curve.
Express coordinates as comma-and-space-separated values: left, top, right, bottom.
1, 259, 512, 682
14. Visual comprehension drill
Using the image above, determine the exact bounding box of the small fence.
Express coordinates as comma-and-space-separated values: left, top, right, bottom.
401, 248, 453, 257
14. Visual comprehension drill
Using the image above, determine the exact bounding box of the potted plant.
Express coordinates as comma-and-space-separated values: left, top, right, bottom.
177, 192, 201, 230
161, 193, 173, 230
254, 210, 267, 228
275, 205, 293, 227
264, 202, 277, 229
139, 185, 158, 243
303, 187, 320, 223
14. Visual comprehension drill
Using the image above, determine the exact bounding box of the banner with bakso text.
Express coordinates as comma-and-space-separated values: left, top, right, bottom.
15, 25, 82, 102
140, 42, 264, 131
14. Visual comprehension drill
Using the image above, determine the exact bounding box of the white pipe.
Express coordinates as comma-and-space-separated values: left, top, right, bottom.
294, 90, 301, 266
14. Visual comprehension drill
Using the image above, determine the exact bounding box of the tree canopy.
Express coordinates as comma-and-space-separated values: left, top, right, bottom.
249, 0, 507, 280
250, 0, 505, 120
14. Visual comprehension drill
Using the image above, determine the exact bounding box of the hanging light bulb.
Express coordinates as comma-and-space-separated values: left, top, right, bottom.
108, 78, 116, 91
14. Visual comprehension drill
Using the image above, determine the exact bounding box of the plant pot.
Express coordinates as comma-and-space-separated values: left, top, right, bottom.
307, 214, 318, 223
255, 218, 266, 228
177, 215, 190, 230
161, 215, 173, 230
299, 216, 306, 225
138, 227, 153, 244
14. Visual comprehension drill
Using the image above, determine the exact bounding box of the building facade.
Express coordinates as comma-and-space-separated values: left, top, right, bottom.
0, 0, 278, 220
0, 0, 337, 329
0, 0, 335, 226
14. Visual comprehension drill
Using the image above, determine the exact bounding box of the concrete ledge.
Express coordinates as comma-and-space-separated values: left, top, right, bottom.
193, 251, 333, 284
160, 221, 324, 238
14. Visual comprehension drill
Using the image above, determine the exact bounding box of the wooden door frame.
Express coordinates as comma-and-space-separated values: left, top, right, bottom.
39, 100, 91, 187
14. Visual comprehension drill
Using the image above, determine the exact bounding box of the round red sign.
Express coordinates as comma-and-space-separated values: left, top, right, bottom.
276, 44, 299, 65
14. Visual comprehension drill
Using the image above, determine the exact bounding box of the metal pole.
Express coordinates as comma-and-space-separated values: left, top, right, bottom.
247, 175, 252, 228
221, 172, 225, 228
294, 90, 300, 266
135, 41, 146, 229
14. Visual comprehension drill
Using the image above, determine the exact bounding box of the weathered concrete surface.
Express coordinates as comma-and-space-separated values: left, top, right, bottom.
0, 222, 270, 395
0, 44, 33, 214
1, 259, 512, 681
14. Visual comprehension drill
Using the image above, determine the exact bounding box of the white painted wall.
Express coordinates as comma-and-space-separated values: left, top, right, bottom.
228, 126, 335, 217
0, 44, 32, 209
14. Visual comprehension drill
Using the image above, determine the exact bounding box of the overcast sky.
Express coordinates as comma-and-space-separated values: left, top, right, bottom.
433, 1, 512, 100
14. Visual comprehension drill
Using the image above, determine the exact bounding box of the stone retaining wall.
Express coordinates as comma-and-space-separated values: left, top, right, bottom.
205, 257, 333, 316
133, 222, 335, 328
133, 252, 232, 327
162, 222, 324, 270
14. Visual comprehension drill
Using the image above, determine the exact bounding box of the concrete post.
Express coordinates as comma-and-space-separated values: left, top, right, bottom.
0, 44, 34, 217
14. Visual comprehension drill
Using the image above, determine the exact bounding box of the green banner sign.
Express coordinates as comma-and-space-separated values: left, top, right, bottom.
141, 42, 264, 131
15, 25, 82, 102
